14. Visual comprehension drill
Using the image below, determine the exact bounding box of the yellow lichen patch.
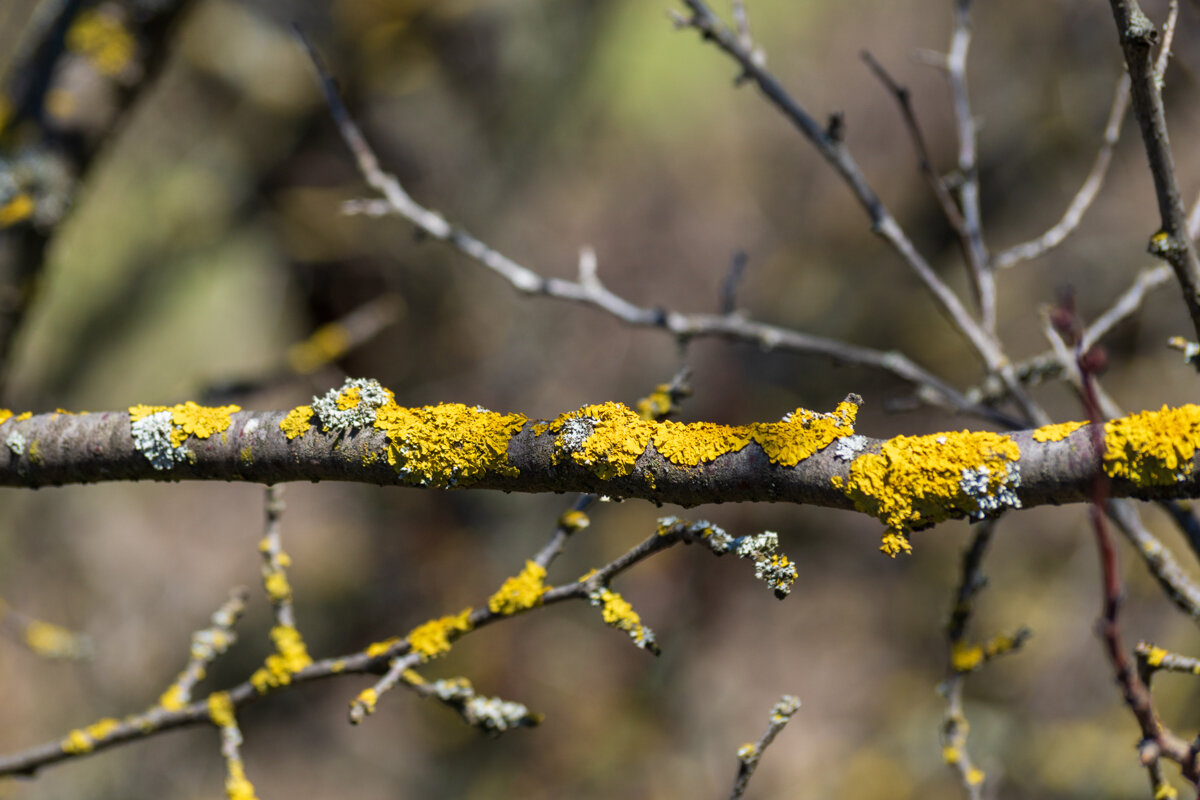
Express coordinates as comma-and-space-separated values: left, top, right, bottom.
1104, 404, 1200, 485
942, 745, 961, 765
249, 625, 312, 693
652, 420, 752, 466
401, 668, 425, 686
835, 429, 1020, 556
0, 409, 12, 425
208, 691, 237, 728
365, 636, 401, 658
1032, 420, 1088, 443
558, 509, 590, 532
966, 768, 985, 787
0, 193, 35, 227
336, 386, 362, 410
375, 403, 526, 487
592, 588, 655, 650
225, 760, 260, 800
263, 572, 291, 604
84, 718, 121, 740
169, 402, 239, 446
951, 642, 984, 672
749, 400, 859, 466
24, 619, 85, 658
354, 687, 379, 716
1155, 784, 1179, 800
542, 402, 654, 479
15, 411, 31, 422
280, 405, 314, 440
635, 383, 674, 420
66, 9, 136, 76
288, 323, 350, 374
61, 728, 95, 755
407, 608, 474, 661
158, 683, 187, 711
487, 561, 549, 615
1145, 645, 1168, 668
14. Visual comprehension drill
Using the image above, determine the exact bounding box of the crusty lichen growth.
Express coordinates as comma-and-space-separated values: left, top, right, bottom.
540, 399, 858, 478
129, 401, 240, 470
279, 405, 314, 440
375, 402, 526, 487
60, 718, 121, 755
406, 608, 474, 662
589, 588, 658, 653
1104, 404, 1200, 485
487, 561, 550, 615
249, 624, 312, 692
1031, 420, 1088, 443
288, 322, 350, 374
208, 691, 237, 729
834, 430, 1021, 556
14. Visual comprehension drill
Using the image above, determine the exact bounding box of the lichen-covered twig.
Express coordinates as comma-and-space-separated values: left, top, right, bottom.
728, 695, 801, 800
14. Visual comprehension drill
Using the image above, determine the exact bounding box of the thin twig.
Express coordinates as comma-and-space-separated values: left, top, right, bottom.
728, 695, 801, 800
944, 0, 995, 330
992, 74, 1131, 270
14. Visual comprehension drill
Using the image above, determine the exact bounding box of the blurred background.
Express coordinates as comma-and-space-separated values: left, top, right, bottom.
1, 0, 1200, 797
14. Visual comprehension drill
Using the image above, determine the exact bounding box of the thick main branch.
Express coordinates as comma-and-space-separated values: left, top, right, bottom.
2, 395, 1199, 537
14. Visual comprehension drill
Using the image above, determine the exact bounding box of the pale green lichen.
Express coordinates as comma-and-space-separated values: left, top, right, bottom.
1104, 404, 1200, 485
834, 430, 1021, 556
487, 561, 549, 615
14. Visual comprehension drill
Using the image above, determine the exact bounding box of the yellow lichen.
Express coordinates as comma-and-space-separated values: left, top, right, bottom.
158, 683, 187, 711
336, 386, 362, 410
558, 509, 590, 532
401, 668, 425, 686
542, 400, 857, 477
249, 625, 312, 692
15, 411, 31, 422
1032, 420, 1087, 443
1105, 404, 1200, 485
406, 608, 474, 661
1145, 645, 1168, 668
61, 728, 94, 754
747, 401, 859, 466
225, 760, 260, 800
635, 383, 674, 420
0, 409, 12, 425
66, 9, 136, 76
263, 572, 291, 604
951, 642, 984, 672
1156, 782, 1180, 800
942, 745, 961, 765
354, 687, 379, 715
966, 768, 985, 786
487, 561, 549, 615
835, 429, 1020, 557
652, 420, 752, 466
593, 588, 653, 648
0, 193, 35, 227
207, 691, 237, 728
365, 636, 401, 658
288, 323, 351, 374
169, 402, 239, 446
23, 619, 84, 658
375, 403, 526, 487
280, 405, 314, 440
